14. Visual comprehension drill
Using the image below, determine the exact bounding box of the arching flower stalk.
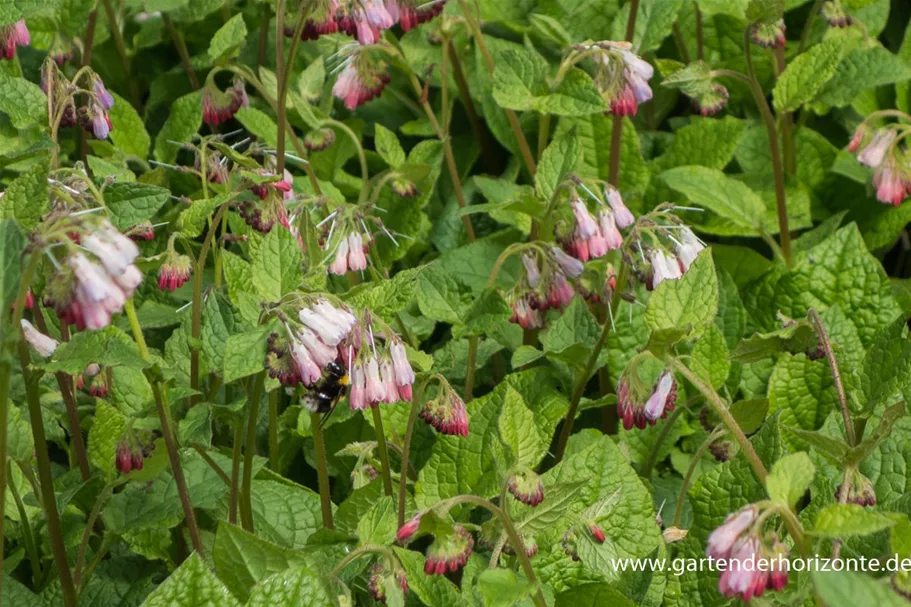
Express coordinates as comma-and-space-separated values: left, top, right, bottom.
580, 41, 653, 117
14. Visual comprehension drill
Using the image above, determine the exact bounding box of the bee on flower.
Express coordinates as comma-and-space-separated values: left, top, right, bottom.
340, 312, 416, 410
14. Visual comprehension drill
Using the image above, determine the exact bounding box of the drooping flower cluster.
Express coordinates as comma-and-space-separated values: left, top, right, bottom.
423, 525, 474, 575
506, 469, 545, 507
660, 61, 730, 117
44, 218, 143, 331
76, 363, 108, 398
367, 562, 408, 603
238, 168, 294, 233
42, 61, 115, 140
586, 41, 654, 117
20, 319, 59, 358
617, 368, 677, 430
849, 123, 909, 206
202, 79, 249, 127
115, 440, 145, 474
344, 320, 416, 410
622, 208, 705, 290
706, 506, 789, 600
559, 186, 633, 262
419, 378, 468, 436
750, 19, 786, 48
287, 0, 447, 45
314, 202, 399, 275
0, 20, 29, 60
332, 48, 391, 110
265, 298, 358, 388
822, 0, 852, 28
505, 245, 585, 330
835, 468, 877, 507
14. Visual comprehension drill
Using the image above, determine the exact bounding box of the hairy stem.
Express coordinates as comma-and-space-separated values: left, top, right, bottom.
8, 461, 41, 586
19, 340, 78, 607
640, 404, 686, 479
99, 0, 142, 110
241, 372, 265, 532
372, 406, 394, 497
447, 41, 497, 173
398, 381, 425, 526
808, 308, 855, 445
554, 263, 629, 463
608, 0, 640, 186
79, 10, 99, 163
268, 389, 279, 471
258, 3, 270, 69
744, 29, 791, 266
456, 0, 536, 178
464, 336, 479, 402
75, 480, 121, 587
229, 419, 243, 525
125, 300, 204, 554
163, 14, 200, 90
695, 4, 704, 61
798, 0, 825, 54
311, 412, 334, 529
666, 358, 767, 482
672, 430, 720, 528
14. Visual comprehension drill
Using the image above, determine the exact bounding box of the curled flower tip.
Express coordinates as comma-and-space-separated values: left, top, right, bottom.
694, 83, 729, 117
750, 19, 786, 48
588, 524, 606, 544
0, 20, 29, 60
21, 319, 58, 358
507, 470, 545, 507
822, 1, 852, 27
396, 513, 422, 542
158, 255, 192, 291
836, 470, 877, 507
561, 529, 580, 561
424, 526, 474, 575
303, 127, 337, 152
419, 390, 469, 436
391, 177, 418, 197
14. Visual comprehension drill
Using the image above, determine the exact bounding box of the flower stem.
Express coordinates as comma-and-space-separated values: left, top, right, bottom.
672, 429, 721, 528
666, 357, 767, 482
125, 299, 204, 554
258, 3, 270, 68
554, 263, 629, 463
808, 308, 856, 446
79, 10, 99, 163
398, 381, 426, 526
798, 0, 825, 53
75, 479, 121, 587
310, 412, 334, 529
371, 406, 394, 497
640, 404, 686, 479
18, 339, 78, 607
695, 3, 705, 60
229, 419, 243, 525
275, 1, 314, 176
99, 0, 142, 111
608, 0, 640, 187
441, 496, 546, 607
744, 29, 791, 266
464, 336, 479, 402
268, 389, 279, 471
8, 461, 42, 587
457, 0, 537, 178
241, 372, 265, 532
447, 40, 497, 173
163, 13, 200, 90
537, 114, 551, 162
773, 47, 796, 176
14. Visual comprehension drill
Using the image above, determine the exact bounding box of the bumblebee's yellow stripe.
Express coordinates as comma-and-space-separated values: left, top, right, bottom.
338, 373, 350, 386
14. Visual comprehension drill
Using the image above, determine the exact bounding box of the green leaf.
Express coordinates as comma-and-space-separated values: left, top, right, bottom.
498, 385, 550, 468
87, 400, 126, 481
861, 315, 911, 413
235, 107, 278, 148
154, 91, 202, 163
772, 39, 845, 112
213, 522, 310, 601
250, 480, 324, 549
140, 553, 240, 607
0, 73, 47, 129
612, 0, 685, 52
536, 126, 583, 201
246, 567, 336, 607
745, 0, 783, 22
103, 182, 170, 230
660, 166, 765, 235
208, 13, 247, 62
108, 92, 151, 159
251, 227, 303, 301
783, 425, 849, 463
355, 497, 396, 546
43, 328, 148, 374
202, 293, 238, 373
415, 264, 466, 325
531, 69, 608, 116
765, 452, 815, 509
535, 0, 621, 42
0, 220, 22, 321
491, 47, 548, 111
814, 46, 911, 109
555, 583, 637, 607
645, 249, 718, 338
813, 571, 908, 607
223, 325, 270, 383
477, 569, 535, 607
811, 504, 896, 537
730, 398, 769, 435
374, 124, 406, 167
0, 159, 48, 231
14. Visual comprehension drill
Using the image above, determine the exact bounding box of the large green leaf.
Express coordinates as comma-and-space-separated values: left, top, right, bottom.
140, 553, 240, 607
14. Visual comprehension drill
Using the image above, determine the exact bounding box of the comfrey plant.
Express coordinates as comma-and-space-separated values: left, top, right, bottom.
6, 0, 911, 605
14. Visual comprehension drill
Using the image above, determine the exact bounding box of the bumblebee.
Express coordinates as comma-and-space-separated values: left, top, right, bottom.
302, 362, 349, 414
